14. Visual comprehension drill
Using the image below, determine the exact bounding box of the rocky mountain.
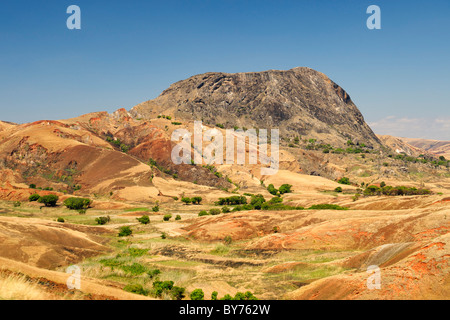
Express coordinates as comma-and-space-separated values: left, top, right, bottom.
131, 67, 381, 148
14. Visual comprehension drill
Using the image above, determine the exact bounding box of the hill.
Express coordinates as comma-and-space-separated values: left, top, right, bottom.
131, 67, 381, 148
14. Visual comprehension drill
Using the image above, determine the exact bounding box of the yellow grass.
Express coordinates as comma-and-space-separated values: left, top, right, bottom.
0, 273, 50, 300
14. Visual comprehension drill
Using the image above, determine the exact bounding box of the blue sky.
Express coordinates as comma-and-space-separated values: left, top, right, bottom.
1, 0, 449, 140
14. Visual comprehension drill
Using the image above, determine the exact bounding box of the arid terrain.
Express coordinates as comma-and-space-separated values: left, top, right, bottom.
0, 68, 449, 300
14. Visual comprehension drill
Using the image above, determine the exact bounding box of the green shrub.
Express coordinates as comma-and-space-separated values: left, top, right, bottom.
181, 197, 192, 205
147, 269, 161, 279
123, 284, 148, 296
171, 286, 186, 300
216, 196, 247, 205
191, 196, 202, 205
64, 197, 91, 210
308, 204, 348, 210
267, 184, 278, 195
118, 226, 132, 237
29, 194, 40, 202
278, 184, 292, 194
211, 291, 218, 300
95, 216, 110, 225
161, 232, 167, 239
136, 215, 150, 224
13, 201, 21, 207
190, 289, 204, 300
337, 177, 351, 185
77, 209, 87, 214
163, 214, 172, 221
209, 208, 221, 215
334, 187, 343, 193
153, 280, 174, 297
175, 215, 181, 221
268, 196, 283, 204
57, 217, 65, 223
198, 210, 209, 217
250, 194, 265, 209
29, 184, 36, 189
121, 263, 147, 275
224, 235, 232, 245
222, 206, 230, 213
152, 205, 159, 212
38, 195, 59, 207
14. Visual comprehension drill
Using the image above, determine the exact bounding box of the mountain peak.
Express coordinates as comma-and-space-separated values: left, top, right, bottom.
131, 67, 379, 147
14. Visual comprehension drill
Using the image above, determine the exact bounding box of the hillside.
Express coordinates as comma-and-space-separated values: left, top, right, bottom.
131, 67, 381, 148
0, 68, 448, 301
401, 137, 450, 159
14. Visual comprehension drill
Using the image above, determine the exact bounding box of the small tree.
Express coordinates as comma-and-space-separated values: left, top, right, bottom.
267, 184, 278, 195
118, 226, 132, 237
190, 289, 204, 301
278, 184, 292, 194
95, 216, 110, 225
211, 291, 218, 300
29, 194, 40, 202
337, 177, 351, 185
136, 215, 150, 224
163, 214, 172, 221
64, 197, 91, 210
191, 196, 202, 205
198, 210, 209, 216
181, 197, 192, 205
38, 195, 59, 207
209, 209, 221, 215
29, 184, 36, 189
171, 286, 186, 300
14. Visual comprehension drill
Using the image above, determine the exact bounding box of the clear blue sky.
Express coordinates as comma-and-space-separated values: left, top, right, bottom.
1, 0, 449, 139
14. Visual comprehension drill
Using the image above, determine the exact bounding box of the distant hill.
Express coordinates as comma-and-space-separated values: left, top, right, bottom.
131, 67, 381, 148
400, 137, 450, 159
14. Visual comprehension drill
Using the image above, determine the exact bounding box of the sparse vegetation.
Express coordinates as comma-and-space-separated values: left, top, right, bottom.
118, 226, 132, 237
136, 215, 150, 224
64, 197, 92, 210
190, 288, 205, 300
95, 216, 110, 225
337, 177, 351, 185
363, 185, 432, 196
308, 204, 348, 210
38, 195, 59, 207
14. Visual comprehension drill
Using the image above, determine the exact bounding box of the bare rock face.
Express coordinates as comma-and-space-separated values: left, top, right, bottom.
131, 67, 381, 148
